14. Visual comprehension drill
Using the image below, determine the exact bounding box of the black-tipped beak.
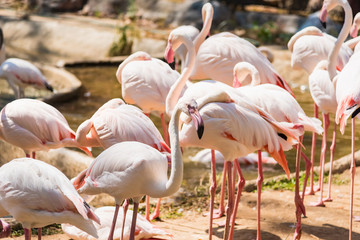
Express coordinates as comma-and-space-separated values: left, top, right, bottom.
320, 20, 327, 29
351, 107, 360, 118
188, 104, 204, 139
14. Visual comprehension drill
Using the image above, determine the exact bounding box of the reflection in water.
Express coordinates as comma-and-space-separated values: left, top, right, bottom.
55, 65, 359, 187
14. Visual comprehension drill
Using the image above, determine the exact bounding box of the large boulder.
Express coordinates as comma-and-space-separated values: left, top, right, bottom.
81, 0, 129, 17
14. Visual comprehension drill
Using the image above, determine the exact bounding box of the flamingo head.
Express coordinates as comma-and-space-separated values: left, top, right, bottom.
350, 12, 360, 38
178, 99, 204, 139
320, 0, 348, 28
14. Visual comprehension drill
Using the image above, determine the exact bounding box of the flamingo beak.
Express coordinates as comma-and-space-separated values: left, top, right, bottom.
188, 103, 204, 139
164, 40, 175, 64
350, 25, 359, 38
319, 4, 328, 28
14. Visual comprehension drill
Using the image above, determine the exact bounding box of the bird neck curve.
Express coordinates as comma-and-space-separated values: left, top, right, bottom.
164, 102, 183, 196
193, 3, 213, 53
166, 35, 196, 116
328, 0, 352, 81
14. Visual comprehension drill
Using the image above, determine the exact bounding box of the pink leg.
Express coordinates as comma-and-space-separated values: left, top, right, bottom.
223, 161, 234, 240
349, 118, 356, 240
32, 152, 36, 159
257, 150, 263, 240
294, 137, 306, 240
310, 113, 329, 207
0, 220, 10, 238
160, 113, 170, 146
324, 123, 336, 202
300, 151, 311, 204
306, 104, 318, 195
108, 204, 121, 240
229, 159, 245, 240
145, 196, 150, 221
120, 200, 129, 240
150, 198, 162, 220
129, 202, 139, 240
208, 149, 217, 240
38, 228, 42, 240
24, 228, 31, 240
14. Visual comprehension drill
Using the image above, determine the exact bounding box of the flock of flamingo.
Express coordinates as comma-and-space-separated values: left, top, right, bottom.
0, 0, 359, 239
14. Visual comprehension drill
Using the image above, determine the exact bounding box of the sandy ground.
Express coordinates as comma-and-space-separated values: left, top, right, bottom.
2, 166, 360, 240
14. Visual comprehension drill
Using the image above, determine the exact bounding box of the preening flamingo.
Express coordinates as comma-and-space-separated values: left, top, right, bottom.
62, 206, 172, 240
186, 3, 294, 95
0, 98, 91, 158
0, 28, 54, 99
72, 99, 204, 240
0, 158, 100, 240
115, 51, 189, 145
76, 98, 170, 221
165, 27, 303, 240
321, 0, 358, 239
232, 61, 323, 239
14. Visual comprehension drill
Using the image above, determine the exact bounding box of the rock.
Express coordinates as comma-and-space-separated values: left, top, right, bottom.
37, 0, 86, 12
81, 0, 129, 17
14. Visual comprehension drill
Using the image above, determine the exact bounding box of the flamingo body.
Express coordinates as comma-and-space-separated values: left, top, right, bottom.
0, 158, 99, 238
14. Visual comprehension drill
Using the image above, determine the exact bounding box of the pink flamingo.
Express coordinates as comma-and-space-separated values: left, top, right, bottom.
72, 99, 204, 240
115, 51, 189, 145
76, 98, 170, 221
173, 25, 199, 70
165, 27, 303, 240
0, 98, 91, 158
322, 0, 358, 239
345, 12, 360, 53
187, 3, 293, 95
0, 28, 54, 99
0, 158, 100, 240
62, 206, 173, 240
0, 220, 10, 238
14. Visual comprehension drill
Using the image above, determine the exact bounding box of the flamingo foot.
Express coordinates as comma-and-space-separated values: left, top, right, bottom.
204, 208, 225, 219
323, 197, 333, 202
309, 200, 325, 207
305, 188, 316, 196
149, 211, 160, 221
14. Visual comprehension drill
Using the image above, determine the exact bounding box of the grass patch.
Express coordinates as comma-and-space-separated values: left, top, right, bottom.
11, 223, 62, 237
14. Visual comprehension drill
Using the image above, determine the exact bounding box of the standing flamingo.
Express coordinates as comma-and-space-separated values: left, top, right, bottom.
0, 28, 54, 99
76, 98, 170, 221
173, 25, 199, 70
62, 206, 172, 240
115, 51, 189, 145
0, 98, 91, 158
72, 99, 204, 240
186, 3, 293, 95
165, 27, 303, 240
321, 0, 358, 239
0, 158, 100, 240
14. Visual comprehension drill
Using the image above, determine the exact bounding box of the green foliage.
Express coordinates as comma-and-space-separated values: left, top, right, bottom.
108, 25, 136, 57
11, 224, 62, 237
263, 172, 319, 191
245, 21, 292, 46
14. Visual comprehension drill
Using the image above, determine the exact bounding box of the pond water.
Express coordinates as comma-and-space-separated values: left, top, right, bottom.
51, 65, 359, 188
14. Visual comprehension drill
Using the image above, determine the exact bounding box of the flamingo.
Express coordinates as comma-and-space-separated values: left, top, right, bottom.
165, 27, 303, 240
76, 98, 170, 221
232, 61, 324, 239
0, 220, 10, 238
321, 0, 358, 239
186, 3, 294, 96
0, 158, 100, 240
0, 98, 92, 158
173, 25, 199, 70
115, 51, 190, 145
345, 12, 360, 53
62, 206, 173, 240
72, 99, 204, 240
0, 27, 54, 99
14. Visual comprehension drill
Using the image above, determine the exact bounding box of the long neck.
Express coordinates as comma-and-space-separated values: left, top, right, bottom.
328, 1, 353, 80
164, 103, 183, 195
166, 36, 196, 116
193, 4, 213, 53
234, 63, 261, 86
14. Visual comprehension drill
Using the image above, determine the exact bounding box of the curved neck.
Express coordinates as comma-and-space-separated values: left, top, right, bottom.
328, 1, 352, 80
166, 36, 196, 116
164, 102, 183, 195
115, 52, 150, 84
234, 63, 261, 86
193, 4, 213, 53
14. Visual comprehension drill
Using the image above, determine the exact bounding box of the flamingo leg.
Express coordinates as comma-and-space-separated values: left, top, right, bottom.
214, 161, 227, 219
32, 152, 36, 159
129, 202, 139, 240
300, 151, 311, 204
208, 149, 217, 240
349, 118, 356, 240
229, 158, 245, 240
310, 113, 329, 207
145, 196, 150, 221
223, 161, 234, 240
256, 150, 263, 240
306, 104, 318, 195
324, 122, 336, 202
24, 228, 31, 240
37, 228, 42, 240
108, 204, 121, 240
294, 136, 306, 240
150, 198, 162, 220
120, 200, 129, 240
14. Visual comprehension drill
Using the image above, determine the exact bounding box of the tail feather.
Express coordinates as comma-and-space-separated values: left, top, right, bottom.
298, 113, 323, 134
336, 96, 356, 134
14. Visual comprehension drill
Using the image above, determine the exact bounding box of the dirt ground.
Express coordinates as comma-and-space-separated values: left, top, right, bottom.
2, 166, 359, 240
